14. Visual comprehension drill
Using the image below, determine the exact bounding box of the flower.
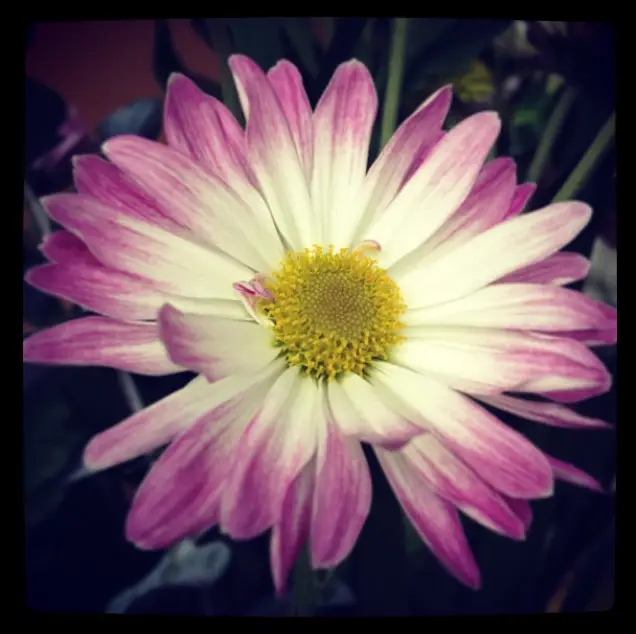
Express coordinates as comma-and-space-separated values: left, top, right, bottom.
23, 54, 616, 594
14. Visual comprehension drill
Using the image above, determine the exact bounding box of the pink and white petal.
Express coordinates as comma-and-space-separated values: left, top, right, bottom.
158, 303, 278, 381
39, 230, 90, 263
23, 317, 182, 376
229, 55, 316, 249
547, 456, 604, 492
503, 498, 533, 530
373, 363, 554, 499
327, 373, 422, 447
477, 393, 611, 430
103, 136, 283, 271
399, 201, 592, 309
311, 60, 378, 247
390, 157, 517, 277
267, 60, 313, 180
43, 193, 252, 299
504, 182, 536, 219
270, 463, 315, 596
351, 86, 452, 244
404, 435, 526, 540
405, 284, 616, 337
498, 252, 591, 286
397, 328, 610, 399
310, 391, 372, 568
84, 374, 227, 472
376, 449, 481, 589
73, 155, 178, 231
125, 373, 270, 549
26, 259, 165, 323
164, 73, 253, 186
368, 112, 500, 269
220, 367, 318, 540
512, 335, 611, 401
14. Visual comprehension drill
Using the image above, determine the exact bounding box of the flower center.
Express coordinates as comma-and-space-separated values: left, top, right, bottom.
259, 245, 407, 380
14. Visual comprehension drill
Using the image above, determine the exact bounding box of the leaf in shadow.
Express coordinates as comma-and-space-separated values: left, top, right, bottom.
153, 19, 221, 98
97, 98, 163, 143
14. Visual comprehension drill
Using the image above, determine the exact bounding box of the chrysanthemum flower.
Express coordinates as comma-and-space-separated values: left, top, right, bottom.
23, 55, 616, 594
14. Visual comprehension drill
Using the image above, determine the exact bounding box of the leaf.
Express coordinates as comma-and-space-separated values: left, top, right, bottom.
281, 18, 320, 77
152, 19, 221, 98
224, 18, 286, 71
97, 98, 163, 143
405, 19, 512, 93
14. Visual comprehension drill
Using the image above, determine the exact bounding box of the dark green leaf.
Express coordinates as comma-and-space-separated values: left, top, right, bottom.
152, 20, 221, 98
404, 19, 511, 93
224, 18, 286, 71
281, 18, 320, 77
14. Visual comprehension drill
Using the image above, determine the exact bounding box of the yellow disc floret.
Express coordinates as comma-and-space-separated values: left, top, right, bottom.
259, 245, 407, 380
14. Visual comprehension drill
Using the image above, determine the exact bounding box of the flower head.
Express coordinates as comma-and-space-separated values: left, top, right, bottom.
23, 54, 615, 594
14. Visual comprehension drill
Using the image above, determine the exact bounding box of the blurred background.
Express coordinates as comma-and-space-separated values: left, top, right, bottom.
23, 19, 615, 615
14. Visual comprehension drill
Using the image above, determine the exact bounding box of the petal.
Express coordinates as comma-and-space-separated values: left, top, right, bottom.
399, 201, 592, 309
311, 60, 378, 247
267, 60, 313, 180
376, 449, 481, 589
103, 135, 283, 272
391, 157, 517, 277
126, 372, 269, 549
405, 284, 616, 339
352, 85, 452, 245
498, 252, 591, 286
327, 373, 422, 447
368, 112, 500, 269
84, 375, 223, 471
39, 229, 92, 263
394, 328, 608, 397
403, 435, 526, 540
546, 456, 604, 492
503, 498, 533, 530
73, 155, 178, 231
42, 193, 252, 299
373, 363, 554, 499
220, 367, 318, 540
158, 303, 278, 381
477, 393, 612, 430
164, 73, 253, 185
23, 317, 181, 376
504, 182, 536, 219
36, 232, 250, 322
270, 463, 314, 596
229, 54, 316, 249
310, 390, 372, 568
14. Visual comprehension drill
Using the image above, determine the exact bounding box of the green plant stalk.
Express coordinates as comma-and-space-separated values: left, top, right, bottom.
527, 86, 578, 184
289, 546, 320, 616
552, 112, 615, 203
379, 18, 409, 150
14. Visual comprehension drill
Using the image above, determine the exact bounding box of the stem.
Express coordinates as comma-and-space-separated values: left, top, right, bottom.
289, 546, 320, 616
553, 112, 615, 203
379, 18, 409, 150
117, 371, 144, 413
24, 180, 51, 239
527, 86, 578, 184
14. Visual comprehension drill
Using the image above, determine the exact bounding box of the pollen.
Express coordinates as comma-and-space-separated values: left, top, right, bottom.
259, 244, 407, 380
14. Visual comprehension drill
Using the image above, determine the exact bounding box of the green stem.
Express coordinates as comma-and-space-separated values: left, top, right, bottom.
552, 112, 615, 203
289, 547, 321, 616
527, 86, 578, 184
379, 18, 409, 150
